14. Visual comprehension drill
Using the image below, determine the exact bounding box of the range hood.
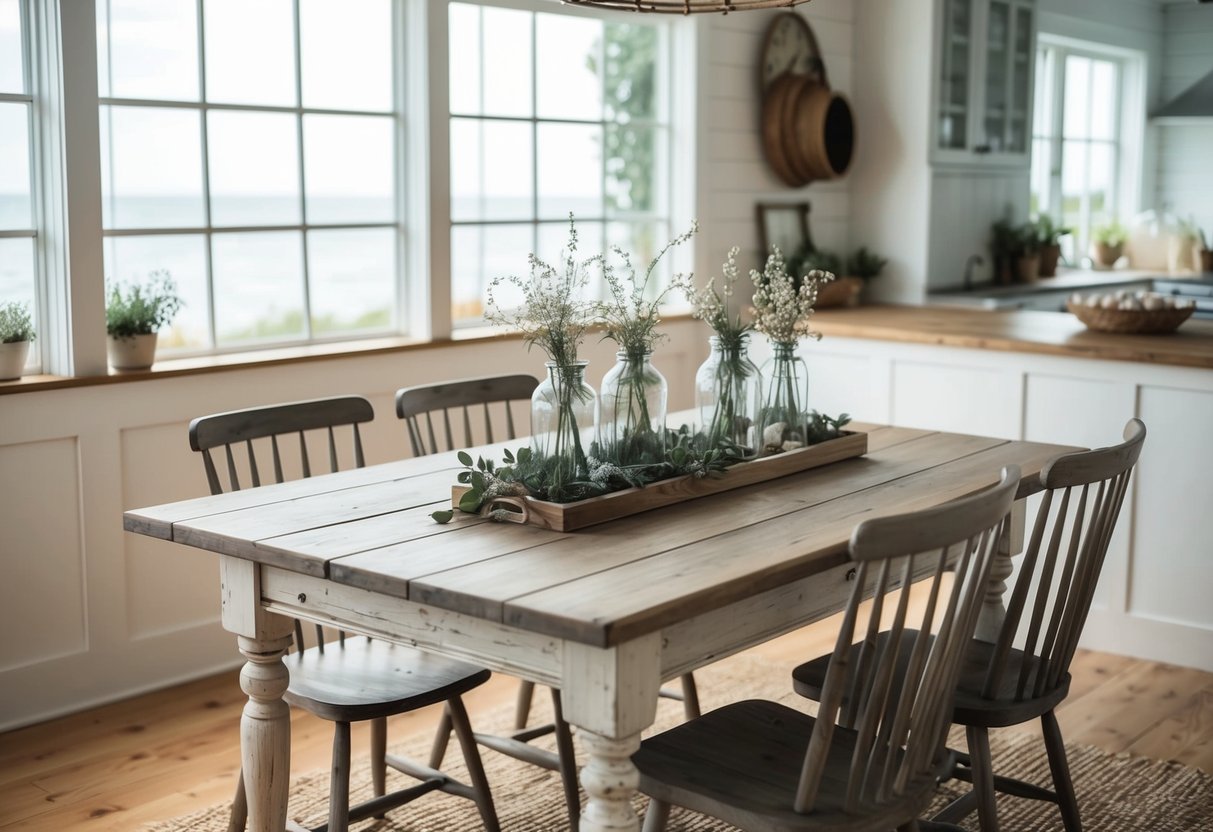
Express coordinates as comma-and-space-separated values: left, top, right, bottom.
1153, 67, 1213, 122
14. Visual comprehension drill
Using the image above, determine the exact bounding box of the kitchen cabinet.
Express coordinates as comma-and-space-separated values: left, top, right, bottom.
933, 0, 1035, 167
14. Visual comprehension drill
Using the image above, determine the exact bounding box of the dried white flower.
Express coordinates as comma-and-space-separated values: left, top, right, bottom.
750, 246, 834, 344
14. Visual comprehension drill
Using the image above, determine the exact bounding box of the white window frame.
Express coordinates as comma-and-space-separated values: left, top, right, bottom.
1031, 34, 1146, 261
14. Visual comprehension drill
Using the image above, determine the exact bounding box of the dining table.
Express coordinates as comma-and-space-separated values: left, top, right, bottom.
122, 420, 1077, 832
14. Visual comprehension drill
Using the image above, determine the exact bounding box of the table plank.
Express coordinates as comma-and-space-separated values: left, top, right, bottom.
404, 430, 1004, 622
503, 438, 1071, 646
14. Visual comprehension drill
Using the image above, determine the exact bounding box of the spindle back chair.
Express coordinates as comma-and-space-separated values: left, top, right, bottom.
634, 467, 1020, 832
396, 374, 538, 456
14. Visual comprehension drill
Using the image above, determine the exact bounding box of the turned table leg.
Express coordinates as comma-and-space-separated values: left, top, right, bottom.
976, 498, 1025, 643
238, 634, 293, 832
579, 731, 643, 832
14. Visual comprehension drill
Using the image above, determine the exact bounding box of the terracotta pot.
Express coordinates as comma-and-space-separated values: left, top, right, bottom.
0, 340, 30, 381
107, 332, 158, 370
1201, 249, 1213, 274
1016, 253, 1041, 284
1094, 242, 1123, 268
994, 256, 1015, 286
1039, 244, 1061, 277
814, 276, 864, 308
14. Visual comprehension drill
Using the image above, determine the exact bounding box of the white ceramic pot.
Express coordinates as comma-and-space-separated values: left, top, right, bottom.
107, 332, 158, 370
0, 340, 30, 381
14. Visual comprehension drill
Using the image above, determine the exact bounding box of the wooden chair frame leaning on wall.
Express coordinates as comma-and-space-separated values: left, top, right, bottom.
189, 396, 501, 832
396, 374, 703, 830
791, 419, 1147, 832
632, 466, 1022, 832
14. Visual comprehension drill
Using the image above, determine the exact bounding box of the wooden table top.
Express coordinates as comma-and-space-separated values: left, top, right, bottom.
812, 305, 1213, 369
124, 425, 1076, 647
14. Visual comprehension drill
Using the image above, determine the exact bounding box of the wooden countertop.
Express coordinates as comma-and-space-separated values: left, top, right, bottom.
812, 306, 1213, 370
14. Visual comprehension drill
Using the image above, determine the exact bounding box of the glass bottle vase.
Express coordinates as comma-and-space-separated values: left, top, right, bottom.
598, 350, 668, 466
530, 361, 597, 489
758, 341, 810, 454
694, 334, 763, 458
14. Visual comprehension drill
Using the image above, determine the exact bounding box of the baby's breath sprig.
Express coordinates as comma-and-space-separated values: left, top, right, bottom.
750, 246, 834, 345
676, 245, 753, 351
598, 221, 698, 358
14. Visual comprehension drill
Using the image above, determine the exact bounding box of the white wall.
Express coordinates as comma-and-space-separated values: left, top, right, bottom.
1155, 3, 1213, 239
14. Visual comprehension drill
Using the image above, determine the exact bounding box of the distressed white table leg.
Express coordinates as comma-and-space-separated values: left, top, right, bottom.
561, 634, 663, 832
220, 556, 296, 832
580, 731, 643, 832
238, 633, 293, 832
976, 498, 1026, 643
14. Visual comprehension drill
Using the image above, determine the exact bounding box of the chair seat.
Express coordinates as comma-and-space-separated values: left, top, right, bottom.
791, 631, 1071, 729
284, 638, 491, 722
633, 700, 937, 832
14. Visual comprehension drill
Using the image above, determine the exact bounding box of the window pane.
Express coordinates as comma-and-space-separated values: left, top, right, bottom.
448, 3, 481, 115
300, 0, 392, 111
0, 236, 35, 311
450, 118, 533, 222
481, 7, 533, 118
536, 13, 601, 121
607, 221, 669, 298
1062, 55, 1090, 139
100, 106, 205, 229
1088, 142, 1115, 224
604, 23, 658, 122
537, 122, 602, 220
0, 0, 23, 94
1030, 137, 1050, 215
606, 125, 664, 216
204, 0, 295, 106
0, 102, 32, 230
104, 234, 209, 351
1060, 140, 1087, 243
208, 110, 300, 226
539, 219, 603, 293
303, 114, 394, 224
97, 0, 199, 101
211, 232, 305, 344
451, 223, 533, 323
308, 228, 395, 335
1090, 60, 1117, 141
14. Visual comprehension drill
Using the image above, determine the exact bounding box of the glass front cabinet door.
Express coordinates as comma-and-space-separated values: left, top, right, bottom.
934, 0, 1035, 166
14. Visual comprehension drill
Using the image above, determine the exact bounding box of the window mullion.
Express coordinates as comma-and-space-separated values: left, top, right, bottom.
196, 0, 216, 350
292, 0, 312, 342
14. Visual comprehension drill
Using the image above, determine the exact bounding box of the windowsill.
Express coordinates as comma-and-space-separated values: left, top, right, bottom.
0, 312, 696, 396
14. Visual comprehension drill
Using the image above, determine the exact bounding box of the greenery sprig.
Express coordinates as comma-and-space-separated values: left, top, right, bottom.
677, 245, 752, 349
106, 271, 182, 339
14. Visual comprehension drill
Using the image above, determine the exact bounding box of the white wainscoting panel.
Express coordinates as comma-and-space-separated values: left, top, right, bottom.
0, 437, 88, 672
891, 360, 1021, 439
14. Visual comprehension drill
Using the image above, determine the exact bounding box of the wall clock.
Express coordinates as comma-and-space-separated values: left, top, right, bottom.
759, 11, 826, 94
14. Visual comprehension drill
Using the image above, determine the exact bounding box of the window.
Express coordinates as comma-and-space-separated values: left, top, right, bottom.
0, 0, 39, 369
448, 1, 672, 325
96, 0, 402, 355
1030, 40, 1134, 262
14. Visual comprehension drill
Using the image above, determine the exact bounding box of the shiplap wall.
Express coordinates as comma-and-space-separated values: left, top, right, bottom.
698, 0, 855, 282
1156, 3, 1213, 238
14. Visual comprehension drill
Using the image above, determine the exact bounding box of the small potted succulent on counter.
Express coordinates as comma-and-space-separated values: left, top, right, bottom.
1033, 215, 1071, 277
1092, 220, 1127, 268
0, 301, 35, 381
106, 271, 182, 371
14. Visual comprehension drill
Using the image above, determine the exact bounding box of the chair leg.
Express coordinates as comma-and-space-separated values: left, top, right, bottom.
370, 716, 388, 818
447, 696, 501, 832
1041, 709, 1082, 832
228, 767, 247, 832
429, 704, 454, 769
550, 689, 581, 832
514, 680, 536, 730
966, 725, 999, 832
328, 722, 352, 832
642, 798, 671, 832
679, 673, 701, 720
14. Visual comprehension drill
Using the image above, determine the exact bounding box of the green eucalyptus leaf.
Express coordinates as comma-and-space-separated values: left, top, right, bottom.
471, 471, 486, 491
517, 447, 532, 464
430, 510, 454, 524
457, 451, 473, 468
458, 489, 483, 513
457, 470, 472, 484
503, 448, 515, 463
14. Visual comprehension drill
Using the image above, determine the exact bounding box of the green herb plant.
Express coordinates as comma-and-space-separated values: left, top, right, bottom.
846, 247, 888, 281
0, 302, 35, 343
1093, 220, 1128, 248
106, 271, 183, 339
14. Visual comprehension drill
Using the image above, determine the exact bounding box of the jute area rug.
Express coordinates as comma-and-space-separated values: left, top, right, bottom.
147, 652, 1213, 831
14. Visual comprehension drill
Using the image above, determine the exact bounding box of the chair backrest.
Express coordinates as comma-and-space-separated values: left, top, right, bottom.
395, 374, 538, 456
188, 395, 376, 653
795, 466, 1020, 816
981, 418, 1146, 704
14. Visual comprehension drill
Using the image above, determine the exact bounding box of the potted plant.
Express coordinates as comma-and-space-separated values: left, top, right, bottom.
1014, 222, 1042, 283
1092, 220, 1127, 268
0, 301, 35, 381
105, 271, 182, 370
843, 246, 887, 300
787, 245, 855, 307
989, 219, 1019, 285
1033, 215, 1071, 277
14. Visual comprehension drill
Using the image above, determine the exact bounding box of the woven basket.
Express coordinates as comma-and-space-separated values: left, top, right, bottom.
816, 276, 864, 308
1067, 300, 1194, 334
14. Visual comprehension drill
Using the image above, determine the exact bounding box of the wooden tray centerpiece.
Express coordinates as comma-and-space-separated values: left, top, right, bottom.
450, 429, 867, 532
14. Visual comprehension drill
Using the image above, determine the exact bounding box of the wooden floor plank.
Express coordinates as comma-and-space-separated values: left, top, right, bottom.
1125, 685, 1213, 771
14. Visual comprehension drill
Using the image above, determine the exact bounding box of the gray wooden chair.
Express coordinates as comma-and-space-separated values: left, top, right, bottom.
791, 419, 1146, 832
189, 396, 500, 832
633, 466, 1020, 832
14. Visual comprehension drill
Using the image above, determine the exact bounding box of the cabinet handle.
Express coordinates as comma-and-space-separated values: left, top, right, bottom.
974, 144, 992, 154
